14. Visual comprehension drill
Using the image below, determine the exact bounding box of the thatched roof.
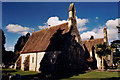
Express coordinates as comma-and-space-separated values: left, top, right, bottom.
21, 22, 68, 53
82, 38, 104, 52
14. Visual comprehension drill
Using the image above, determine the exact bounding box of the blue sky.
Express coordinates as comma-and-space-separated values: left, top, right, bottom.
2, 2, 119, 51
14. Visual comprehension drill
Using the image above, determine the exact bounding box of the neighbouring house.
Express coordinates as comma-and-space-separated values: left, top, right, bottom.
82, 27, 113, 70
14, 3, 88, 73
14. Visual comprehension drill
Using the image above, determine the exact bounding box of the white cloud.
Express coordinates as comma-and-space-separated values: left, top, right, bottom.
6, 24, 34, 35
106, 18, 119, 29
38, 16, 68, 29
81, 18, 119, 41
38, 16, 88, 32
78, 27, 87, 31
105, 18, 119, 41
76, 17, 89, 32
95, 17, 99, 22
96, 17, 99, 19
6, 46, 14, 51
107, 28, 118, 41
76, 17, 89, 27
92, 28, 98, 32
38, 26, 48, 29
47, 17, 68, 26
81, 27, 104, 40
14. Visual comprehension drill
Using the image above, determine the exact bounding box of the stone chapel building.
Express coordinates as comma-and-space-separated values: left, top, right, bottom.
14, 3, 86, 72
14, 3, 112, 72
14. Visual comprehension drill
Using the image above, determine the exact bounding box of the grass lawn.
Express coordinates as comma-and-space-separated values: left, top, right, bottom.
2, 68, 120, 80
61, 70, 120, 80
2, 68, 38, 76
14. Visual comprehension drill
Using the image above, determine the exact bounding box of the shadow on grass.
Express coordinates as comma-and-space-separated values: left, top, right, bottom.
100, 77, 120, 80
2, 71, 120, 80
2, 69, 17, 80
20, 70, 87, 80
21, 74, 120, 80
2, 69, 120, 80
2, 70, 17, 73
